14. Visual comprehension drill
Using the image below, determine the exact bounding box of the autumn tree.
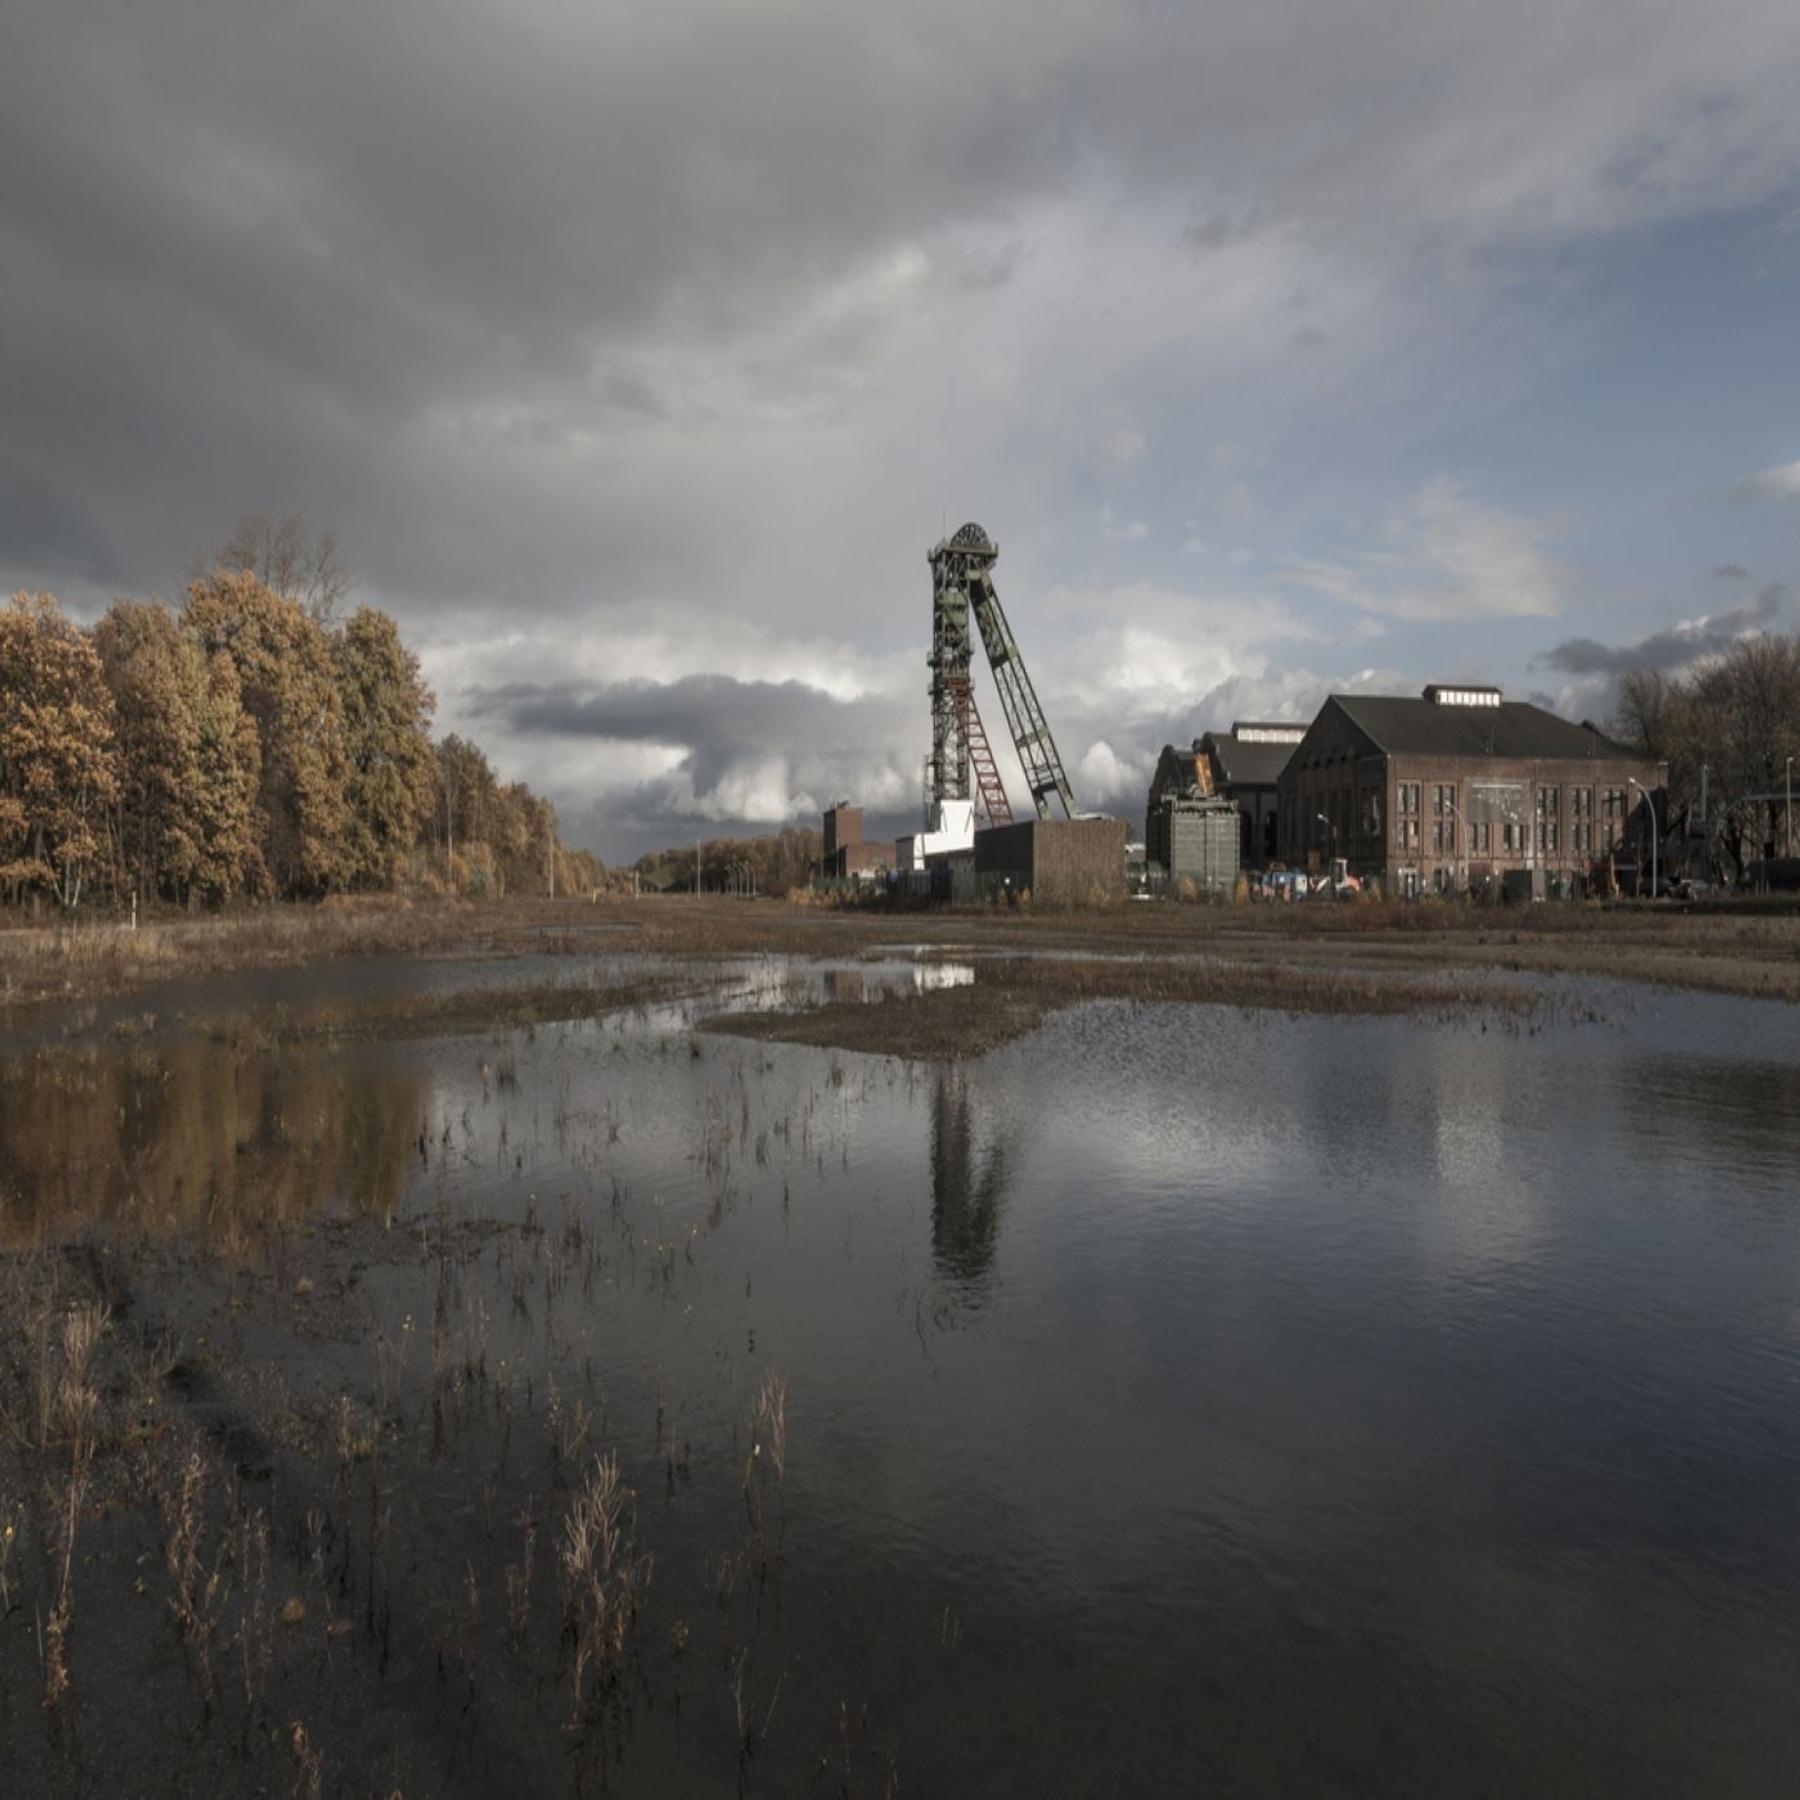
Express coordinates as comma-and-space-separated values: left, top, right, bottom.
191, 648, 267, 901
200, 511, 351, 623
435, 734, 498, 885
484, 781, 532, 896
185, 572, 352, 896
90, 600, 260, 903
4, 575, 587, 913
93, 600, 204, 900
0, 593, 120, 906
334, 606, 437, 888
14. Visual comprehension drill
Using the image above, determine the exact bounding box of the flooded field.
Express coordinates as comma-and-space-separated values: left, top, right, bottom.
4, 946, 1800, 1795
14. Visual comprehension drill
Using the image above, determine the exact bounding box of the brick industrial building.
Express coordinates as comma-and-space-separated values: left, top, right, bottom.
820, 803, 895, 882
820, 803, 1127, 902
1277, 685, 1666, 897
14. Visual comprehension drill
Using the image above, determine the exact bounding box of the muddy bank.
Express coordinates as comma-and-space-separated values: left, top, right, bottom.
703, 954, 1555, 1060
5, 892, 1800, 1019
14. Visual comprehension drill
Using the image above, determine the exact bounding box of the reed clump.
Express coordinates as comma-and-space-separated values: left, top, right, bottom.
558, 1451, 651, 1728
41, 1301, 107, 1709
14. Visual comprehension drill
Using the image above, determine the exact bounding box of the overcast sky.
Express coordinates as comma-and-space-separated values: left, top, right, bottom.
7, 0, 1800, 859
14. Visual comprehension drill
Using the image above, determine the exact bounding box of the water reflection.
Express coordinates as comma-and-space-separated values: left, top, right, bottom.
3, 961, 1800, 1794
0, 1039, 425, 1244
1622, 1054, 1800, 1198
824, 968, 867, 1003
822, 962, 976, 1004
928, 1063, 1013, 1298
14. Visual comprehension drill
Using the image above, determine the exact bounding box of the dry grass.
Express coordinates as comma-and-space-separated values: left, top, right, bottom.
160, 1446, 228, 1706
5, 891, 1797, 1022
559, 1451, 650, 1728
41, 1302, 107, 1709
0, 895, 614, 1013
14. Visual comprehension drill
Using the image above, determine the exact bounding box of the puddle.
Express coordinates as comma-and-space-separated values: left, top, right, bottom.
3, 958, 1799, 1794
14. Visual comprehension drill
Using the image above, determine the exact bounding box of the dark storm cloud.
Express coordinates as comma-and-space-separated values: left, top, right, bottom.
1533, 583, 1790, 678
467, 672, 908, 746
470, 672, 908, 784
0, 0, 1088, 606
9, 0, 1800, 612
9, 0, 1800, 850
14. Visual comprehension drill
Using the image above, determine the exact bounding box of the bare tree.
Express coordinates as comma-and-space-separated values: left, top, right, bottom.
196, 512, 352, 624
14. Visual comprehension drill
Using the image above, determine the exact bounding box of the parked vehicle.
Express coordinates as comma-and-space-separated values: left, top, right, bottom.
1314, 856, 1362, 899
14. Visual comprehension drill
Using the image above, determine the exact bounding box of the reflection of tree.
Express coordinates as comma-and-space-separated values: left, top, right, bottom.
0, 1040, 423, 1245
929, 1065, 1012, 1298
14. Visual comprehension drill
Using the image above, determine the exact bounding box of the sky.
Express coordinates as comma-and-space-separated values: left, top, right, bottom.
5, 0, 1800, 862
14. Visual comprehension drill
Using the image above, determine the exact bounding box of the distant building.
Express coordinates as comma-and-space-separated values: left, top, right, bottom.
973, 816, 1129, 904
1200, 721, 1305, 866
1146, 720, 1301, 879
895, 798, 974, 874
1276, 685, 1666, 896
820, 802, 895, 881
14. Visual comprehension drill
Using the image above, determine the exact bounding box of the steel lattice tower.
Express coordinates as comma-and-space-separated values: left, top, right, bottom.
927, 522, 1076, 825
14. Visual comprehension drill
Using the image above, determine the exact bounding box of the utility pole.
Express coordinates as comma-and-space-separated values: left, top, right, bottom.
1787, 757, 1793, 860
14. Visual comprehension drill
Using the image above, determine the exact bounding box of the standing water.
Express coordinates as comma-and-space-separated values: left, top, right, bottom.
2, 960, 1797, 1795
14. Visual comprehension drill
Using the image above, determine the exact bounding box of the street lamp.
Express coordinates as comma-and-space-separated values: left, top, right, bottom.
1787, 756, 1793, 860
1629, 778, 1658, 898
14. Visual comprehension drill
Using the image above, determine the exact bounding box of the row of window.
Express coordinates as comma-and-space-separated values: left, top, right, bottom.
1279, 783, 1641, 861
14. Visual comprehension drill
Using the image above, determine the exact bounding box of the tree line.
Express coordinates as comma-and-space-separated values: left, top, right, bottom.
1, 574, 603, 910
1611, 631, 1800, 879
633, 826, 823, 895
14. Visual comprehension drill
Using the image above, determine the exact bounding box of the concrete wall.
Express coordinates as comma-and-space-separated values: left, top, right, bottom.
1149, 798, 1239, 892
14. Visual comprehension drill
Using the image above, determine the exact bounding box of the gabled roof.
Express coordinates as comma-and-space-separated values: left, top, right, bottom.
1199, 730, 1298, 787
1151, 743, 1213, 798
1317, 695, 1639, 762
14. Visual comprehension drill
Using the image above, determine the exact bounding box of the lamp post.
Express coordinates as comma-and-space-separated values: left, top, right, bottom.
1629, 778, 1658, 898
1787, 756, 1793, 860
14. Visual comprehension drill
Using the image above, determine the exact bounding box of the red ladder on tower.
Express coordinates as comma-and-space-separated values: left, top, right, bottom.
963, 686, 1014, 828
